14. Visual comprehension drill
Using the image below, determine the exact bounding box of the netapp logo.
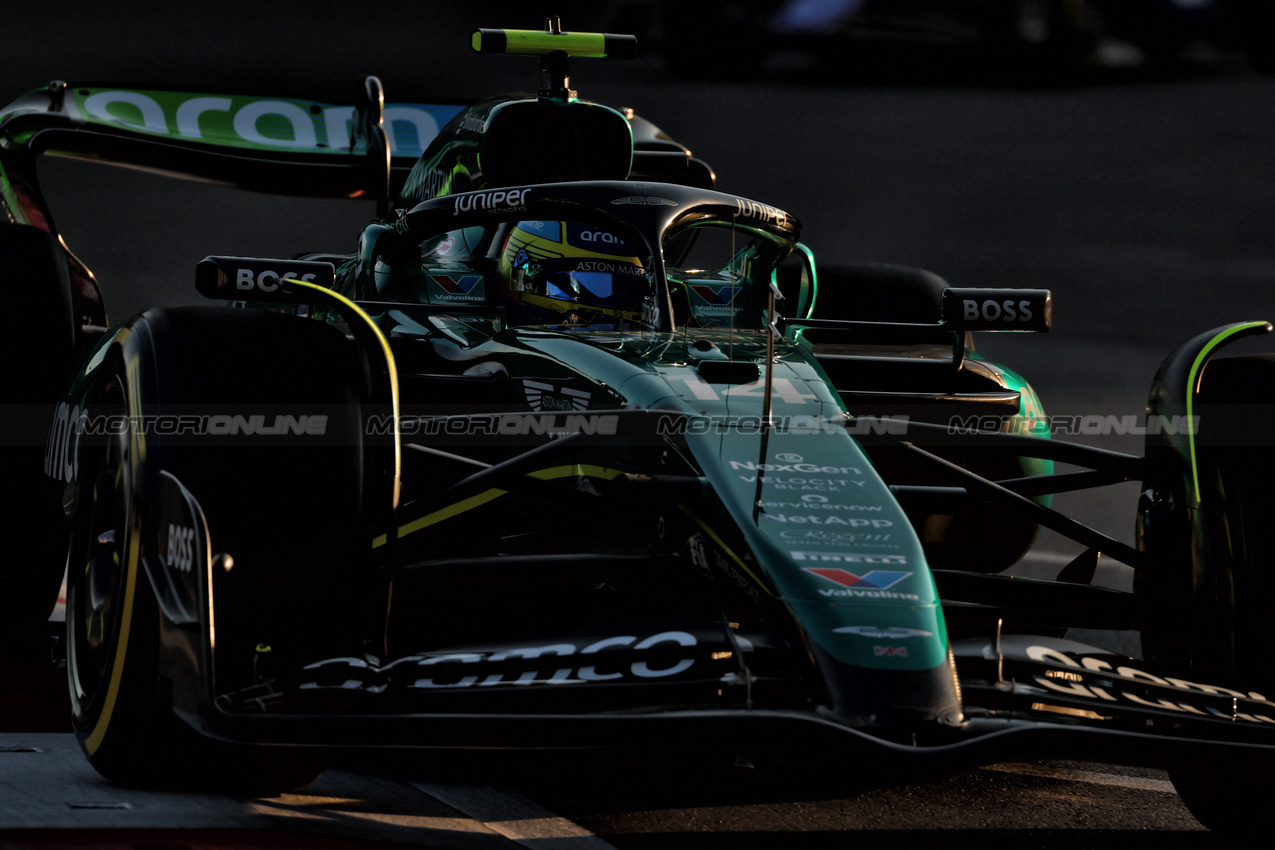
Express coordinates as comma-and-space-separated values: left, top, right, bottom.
762, 515, 893, 527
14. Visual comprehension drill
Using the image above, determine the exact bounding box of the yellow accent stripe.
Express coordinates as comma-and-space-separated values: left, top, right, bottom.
375, 465, 626, 547
1186, 321, 1271, 504
528, 464, 626, 482
84, 522, 140, 755
680, 507, 774, 598
283, 278, 402, 509
390, 487, 510, 544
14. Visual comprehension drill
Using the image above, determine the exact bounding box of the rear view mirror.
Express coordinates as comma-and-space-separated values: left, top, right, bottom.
774, 242, 817, 320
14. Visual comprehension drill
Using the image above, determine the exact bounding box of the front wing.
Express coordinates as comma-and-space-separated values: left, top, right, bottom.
146, 468, 1275, 779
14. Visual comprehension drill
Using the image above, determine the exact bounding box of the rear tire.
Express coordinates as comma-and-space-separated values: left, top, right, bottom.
0, 225, 76, 644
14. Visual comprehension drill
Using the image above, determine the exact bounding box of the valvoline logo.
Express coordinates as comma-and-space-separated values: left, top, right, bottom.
428, 273, 485, 302
690, 284, 742, 305
430, 273, 483, 295
805, 568, 911, 589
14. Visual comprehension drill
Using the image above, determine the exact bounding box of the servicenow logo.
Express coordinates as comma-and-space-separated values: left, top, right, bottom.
74, 89, 462, 158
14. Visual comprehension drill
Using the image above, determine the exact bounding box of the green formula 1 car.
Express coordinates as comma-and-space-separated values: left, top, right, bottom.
2, 20, 1273, 838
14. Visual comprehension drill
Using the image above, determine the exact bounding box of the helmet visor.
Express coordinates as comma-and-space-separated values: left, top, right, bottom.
515, 257, 650, 315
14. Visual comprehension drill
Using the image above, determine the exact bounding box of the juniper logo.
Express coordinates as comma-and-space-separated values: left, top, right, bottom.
734, 198, 787, 227
454, 188, 528, 216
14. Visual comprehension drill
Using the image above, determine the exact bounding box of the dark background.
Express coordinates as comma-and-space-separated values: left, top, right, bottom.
5, 2, 1272, 388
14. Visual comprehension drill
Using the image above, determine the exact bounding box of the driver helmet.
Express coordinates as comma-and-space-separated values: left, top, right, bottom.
497, 220, 652, 327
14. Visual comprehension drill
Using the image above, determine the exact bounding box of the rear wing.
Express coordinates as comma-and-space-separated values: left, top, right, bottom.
0, 79, 467, 220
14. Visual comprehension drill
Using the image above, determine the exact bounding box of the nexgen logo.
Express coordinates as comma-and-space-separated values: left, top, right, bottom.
805, 568, 911, 589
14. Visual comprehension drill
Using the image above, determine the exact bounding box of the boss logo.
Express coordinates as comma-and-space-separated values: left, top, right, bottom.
963, 299, 1035, 323
196, 257, 336, 299
943, 288, 1051, 332
166, 523, 196, 572
235, 269, 318, 292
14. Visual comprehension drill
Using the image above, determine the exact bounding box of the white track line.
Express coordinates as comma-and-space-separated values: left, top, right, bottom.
1018, 551, 1087, 568
982, 763, 1176, 794
1017, 551, 1136, 571
413, 782, 618, 850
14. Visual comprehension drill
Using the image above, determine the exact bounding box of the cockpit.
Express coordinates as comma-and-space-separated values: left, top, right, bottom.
337, 184, 809, 339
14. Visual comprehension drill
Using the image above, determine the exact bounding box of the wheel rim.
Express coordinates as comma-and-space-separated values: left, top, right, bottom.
67, 379, 130, 717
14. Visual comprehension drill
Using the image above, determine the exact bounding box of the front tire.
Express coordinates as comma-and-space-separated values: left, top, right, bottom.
66, 366, 325, 795
65, 306, 370, 793
1139, 354, 1275, 838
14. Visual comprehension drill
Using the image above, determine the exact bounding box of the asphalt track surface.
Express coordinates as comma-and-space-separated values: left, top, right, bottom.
3, 2, 1274, 847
